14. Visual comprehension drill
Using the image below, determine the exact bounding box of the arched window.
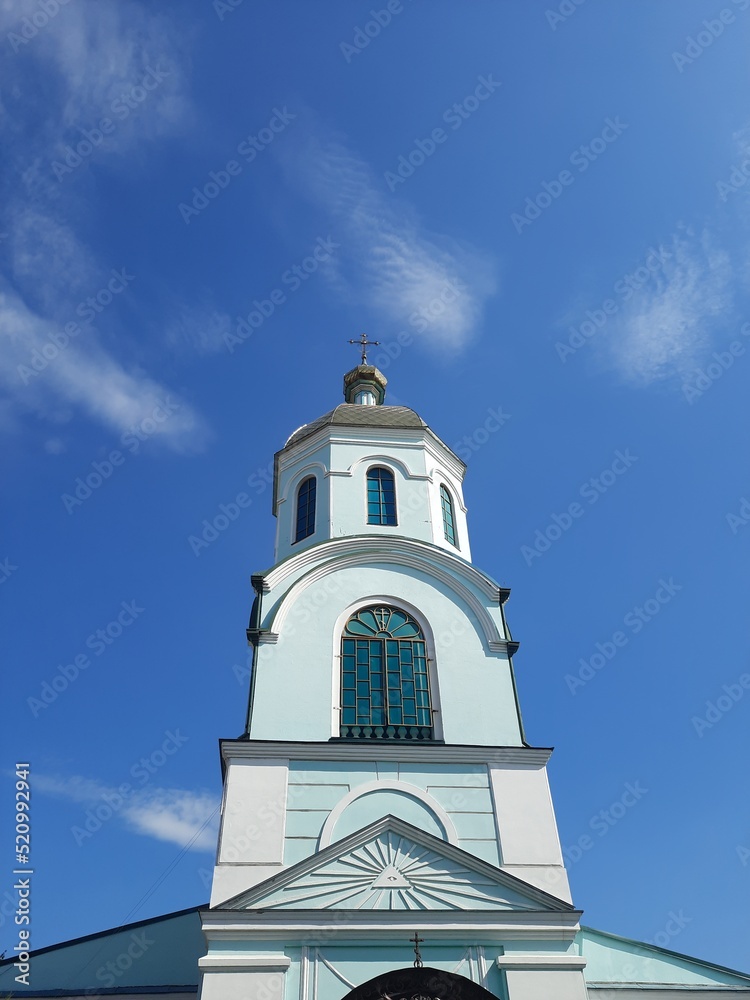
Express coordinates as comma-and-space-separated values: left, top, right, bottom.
366, 466, 397, 525
294, 476, 316, 542
340, 605, 433, 740
439, 484, 457, 546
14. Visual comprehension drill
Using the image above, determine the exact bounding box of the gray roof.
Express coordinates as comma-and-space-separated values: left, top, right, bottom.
284, 403, 428, 448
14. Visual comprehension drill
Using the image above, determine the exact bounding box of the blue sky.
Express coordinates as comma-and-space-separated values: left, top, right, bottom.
1, 0, 749, 974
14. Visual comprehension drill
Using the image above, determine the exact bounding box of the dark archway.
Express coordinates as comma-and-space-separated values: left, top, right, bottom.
341, 966, 499, 999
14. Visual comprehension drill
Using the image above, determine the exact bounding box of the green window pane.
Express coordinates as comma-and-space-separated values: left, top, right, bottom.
340, 605, 432, 738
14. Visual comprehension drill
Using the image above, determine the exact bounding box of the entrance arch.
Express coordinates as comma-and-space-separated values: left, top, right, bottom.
341, 966, 499, 999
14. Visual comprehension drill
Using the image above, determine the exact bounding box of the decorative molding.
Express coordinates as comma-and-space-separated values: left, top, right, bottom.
317, 779, 458, 848
263, 544, 510, 654
198, 955, 291, 970
221, 740, 552, 767
262, 536, 500, 601
495, 955, 587, 970
201, 909, 584, 943
235, 830, 541, 912
218, 815, 574, 914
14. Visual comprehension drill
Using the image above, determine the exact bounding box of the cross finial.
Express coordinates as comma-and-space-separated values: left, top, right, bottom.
348, 332, 380, 365
410, 931, 424, 968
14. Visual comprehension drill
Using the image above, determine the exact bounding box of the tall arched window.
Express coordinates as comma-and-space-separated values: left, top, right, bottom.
340, 605, 433, 740
366, 467, 397, 525
294, 476, 316, 542
439, 484, 457, 547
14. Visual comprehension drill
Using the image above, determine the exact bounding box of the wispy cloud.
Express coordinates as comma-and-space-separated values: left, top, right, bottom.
0, 0, 192, 156
33, 773, 220, 851
604, 231, 734, 384
0, 1, 212, 447
0, 282, 210, 452
279, 131, 497, 352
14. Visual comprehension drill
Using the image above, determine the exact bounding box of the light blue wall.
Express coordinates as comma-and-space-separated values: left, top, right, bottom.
284, 760, 499, 868
577, 927, 750, 986
274, 426, 470, 563
250, 561, 520, 747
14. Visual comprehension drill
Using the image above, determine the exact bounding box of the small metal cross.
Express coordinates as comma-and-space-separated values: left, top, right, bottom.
411, 931, 424, 968
348, 332, 380, 364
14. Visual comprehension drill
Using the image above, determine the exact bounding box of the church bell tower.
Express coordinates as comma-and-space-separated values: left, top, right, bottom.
198, 355, 587, 1000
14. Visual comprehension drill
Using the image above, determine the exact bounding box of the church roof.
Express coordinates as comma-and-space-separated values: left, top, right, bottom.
284, 403, 429, 448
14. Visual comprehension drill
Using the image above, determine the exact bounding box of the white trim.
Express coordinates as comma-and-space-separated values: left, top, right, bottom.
278, 461, 329, 509
495, 955, 587, 970
201, 911, 583, 942
266, 548, 508, 654
318, 778, 459, 848
263, 536, 494, 598
198, 955, 291, 970
221, 741, 551, 766
347, 452, 424, 481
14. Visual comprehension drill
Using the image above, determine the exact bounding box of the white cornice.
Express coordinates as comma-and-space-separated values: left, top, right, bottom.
220, 740, 552, 766
200, 909, 582, 942
261, 535, 500, 599
277, 422, 466, 479
496, 955, 587, 970
198, 955, 291, 970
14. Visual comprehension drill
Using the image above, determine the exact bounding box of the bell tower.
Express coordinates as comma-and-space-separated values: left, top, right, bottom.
199, 359, 588, 1000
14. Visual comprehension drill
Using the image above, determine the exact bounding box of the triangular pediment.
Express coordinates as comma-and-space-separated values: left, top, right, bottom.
222, 816, 574, 912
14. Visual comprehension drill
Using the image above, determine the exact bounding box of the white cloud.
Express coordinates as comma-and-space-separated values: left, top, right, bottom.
605, 232, 733, 384
33, 773, 220, 852
0, 0, 192, 152
0, 2, 215, 445
0, 284, 210, 453
280, 134, 497, 352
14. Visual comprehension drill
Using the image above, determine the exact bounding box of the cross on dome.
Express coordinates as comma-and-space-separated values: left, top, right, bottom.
347, 332, 381, 365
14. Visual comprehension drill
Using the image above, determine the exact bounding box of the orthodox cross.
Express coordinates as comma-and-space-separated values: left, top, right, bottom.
411, 931, 424, 968
348, 332, 380, 364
